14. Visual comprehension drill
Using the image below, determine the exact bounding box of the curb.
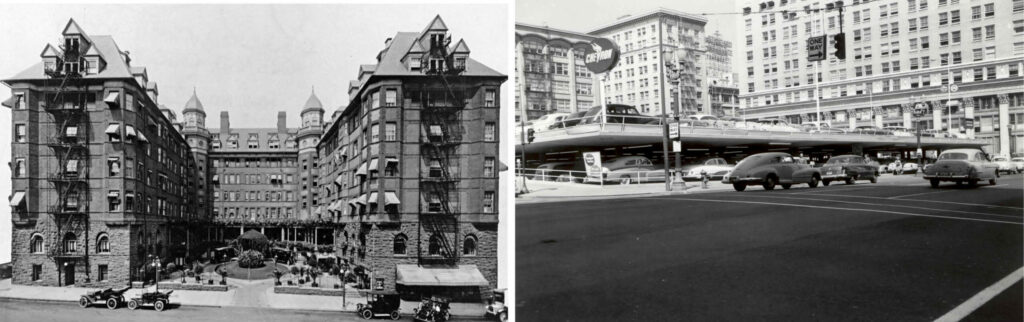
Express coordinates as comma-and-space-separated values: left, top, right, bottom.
516, 186, 732, 204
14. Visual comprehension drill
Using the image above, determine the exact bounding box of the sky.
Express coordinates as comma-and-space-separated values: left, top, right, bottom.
0, 3, 511, 288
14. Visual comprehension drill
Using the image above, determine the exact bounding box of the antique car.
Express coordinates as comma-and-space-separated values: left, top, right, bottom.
589, 156, 667, 185
356, 291, 401, 320
819, 155, 879, 185
79, 286, 130, 310
901, 162, 920, 174
531, 161, 575, 181
990, 155, 1018, 174
528, 112, 569, 132
484, 289, 508, 321
127, 289, 173, 312
413, 297, 451, 322
580, 104, 658, 125
680, 157, 734, 181
723, 152, 822, 191
1012, 157, 1024, 173
551, 111, 590, 129
922, 148, 999, 187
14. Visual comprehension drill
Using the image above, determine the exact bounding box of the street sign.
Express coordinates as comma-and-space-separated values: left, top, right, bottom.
583, 38, 620, 74
949, 84, 959, 92
963, 118, 975, 128
913, 102, 928, 117
669, 123, 679, 139
807, 35, 826, 62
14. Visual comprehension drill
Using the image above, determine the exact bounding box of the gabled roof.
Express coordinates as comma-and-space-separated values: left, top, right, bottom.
451, 39, 470, 53
407, 40, 425, 53
6, 35, 132, 82
40, 44, 63, 58
130, 66, 147, 76
62, 19, 86, 36
420, 15, 448, 35
371, 32, 502, 77
83, 45, 101, 56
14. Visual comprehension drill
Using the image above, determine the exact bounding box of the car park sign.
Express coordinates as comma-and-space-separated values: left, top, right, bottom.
913, 102, 928, 117
583, 38, 620, 74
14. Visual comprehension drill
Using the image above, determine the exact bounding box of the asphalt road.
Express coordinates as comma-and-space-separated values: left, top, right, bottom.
0, 298, 492, 322
517, 174, 1024, 321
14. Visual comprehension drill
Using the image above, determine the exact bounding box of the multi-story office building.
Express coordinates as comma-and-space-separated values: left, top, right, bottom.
700, 31, 741, 117
738, 0, 1024, 155
3, 19, 207, 287
514, 23, 597, 121
317, 15, 505, 299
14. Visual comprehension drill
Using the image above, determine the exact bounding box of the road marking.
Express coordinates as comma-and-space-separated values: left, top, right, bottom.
644, 197, 1023, 225
734, 195, 1022, 220
783, 193, 1024, 210
887, 190, 959, 199
786, 186, 877, 194
934, 266, 1024, 322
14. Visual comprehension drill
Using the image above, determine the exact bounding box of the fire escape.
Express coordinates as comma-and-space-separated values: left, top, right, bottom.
43, 38, 91, 283
418, 33, 467, 266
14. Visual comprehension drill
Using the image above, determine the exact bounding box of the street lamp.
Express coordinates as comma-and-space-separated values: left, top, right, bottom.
149, 255, 161, 293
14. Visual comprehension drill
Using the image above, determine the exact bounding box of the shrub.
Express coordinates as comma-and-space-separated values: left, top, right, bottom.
238, 250, 265, 268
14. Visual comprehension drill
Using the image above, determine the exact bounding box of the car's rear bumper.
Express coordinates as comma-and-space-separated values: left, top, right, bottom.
723, 177, 761, 184
923, 174, 971, 180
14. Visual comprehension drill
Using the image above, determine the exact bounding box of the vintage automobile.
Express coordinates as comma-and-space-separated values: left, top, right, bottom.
901, 162, 920, 174
1012, 157, 1024, 173
580, 104, 658, 125
550, 111, 590, 129
922, 148, 999, 187
79, 286, 131, 310
990, 155, 1018, 174
127, 289, 173, 312
531, 161, 575, 181
723, 152, 822, 191
484, 289, 508, 321
680, 157, 734, 181
413, 297, 451, 322
593, 156, 666, 185
357, 291, 401, 320
819, 155, 879, 185
529, 113, 569, 132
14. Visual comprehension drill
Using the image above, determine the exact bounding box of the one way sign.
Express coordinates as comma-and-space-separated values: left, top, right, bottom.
807, 36, 826, 62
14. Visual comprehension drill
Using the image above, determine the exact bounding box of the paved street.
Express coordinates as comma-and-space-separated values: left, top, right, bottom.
0, 298, 492, 322
517, 174, 1024, 321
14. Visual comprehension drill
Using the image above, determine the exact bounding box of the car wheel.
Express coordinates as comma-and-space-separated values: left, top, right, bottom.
990, 177, 997, 185
822, 180, 831, 186
869, 176, 877, 184
79, 297, 90, 308
968, 179, 979, 187
361, 309, 373, 320
127, 300, 139, 310
154, 300, 166, 312
809, 175, 820, 188
845, 177, 855, 185
619, 176, 631, 185
499, 311, 508, 322
106, 298, 118, 310
762, 176, 777, 190
390, 310, 401, 320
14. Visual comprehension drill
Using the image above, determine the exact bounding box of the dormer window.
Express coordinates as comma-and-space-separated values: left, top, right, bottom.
410, 58, 422, 70
429, 58, 445, 72
430, 33, 445, 50
453, 57, 466, 70
64, 37, 80, 54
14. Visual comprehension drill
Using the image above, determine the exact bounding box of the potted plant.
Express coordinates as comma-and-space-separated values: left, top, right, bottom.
309, 267, 321, 288
273, 269, 283, 286
217, 267, 228, 285
194, 263, 205, 283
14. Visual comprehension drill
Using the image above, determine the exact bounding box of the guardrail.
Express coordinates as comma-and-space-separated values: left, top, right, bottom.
516, 168, 665, 185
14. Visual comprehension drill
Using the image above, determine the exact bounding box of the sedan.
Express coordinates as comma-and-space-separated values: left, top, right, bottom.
680, 157, 734, 181
819, 155, 879, 185
922, 148, 999, 187
723, 152, 822, 191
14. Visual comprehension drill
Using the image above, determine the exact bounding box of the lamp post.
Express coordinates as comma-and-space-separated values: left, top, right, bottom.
149, 255, 161, 293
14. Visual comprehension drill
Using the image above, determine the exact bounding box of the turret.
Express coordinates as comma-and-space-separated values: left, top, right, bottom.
182, 88, 206, 129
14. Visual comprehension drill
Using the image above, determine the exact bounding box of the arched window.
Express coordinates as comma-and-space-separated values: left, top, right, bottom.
428, 235, 442, 256
393, 234, 407, 255
463, 235, 477, 256
29, 234, 44, 254
63, 232, 77, 253
96, 234, 110, 253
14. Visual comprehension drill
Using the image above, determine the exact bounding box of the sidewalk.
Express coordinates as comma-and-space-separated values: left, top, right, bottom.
517, 178, 732, 203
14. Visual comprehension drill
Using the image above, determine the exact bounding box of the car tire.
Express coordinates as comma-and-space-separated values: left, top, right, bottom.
869, 176, 877, 184
763, 176, 777, 191
499, 311, 508, 322
968, 179, 979, 187
106, 298, 118, 310
822, 180, 831, 186
990, 178, 997, 185
128, 300, 139, 310
390, 310, 401, 320
361, 309, 373, 320
930, 179, 940, 188
79, 297, 90, 308
809, 175, 820, 188
154, 300, 166, 312
733, 183, 747, 191
845, 177, 855, 185
781, 183, 792, 189
619, 176, 631, 185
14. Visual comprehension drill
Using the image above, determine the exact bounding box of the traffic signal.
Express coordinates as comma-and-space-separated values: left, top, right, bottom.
832, 33, 846, 60
527, 128, 535, 143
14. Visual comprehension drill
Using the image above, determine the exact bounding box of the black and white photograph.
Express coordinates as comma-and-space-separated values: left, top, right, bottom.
515, 0, 1023, 320
0, 2, 510, 321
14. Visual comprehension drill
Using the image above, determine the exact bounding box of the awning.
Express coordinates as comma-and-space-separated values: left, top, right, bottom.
1, 96, 13, 108
368, 158, 379, 172
104, 92, 119, 108
136, 131, 148, 142
385, 157, 399, 165
105, 124, 120, 135
212, 175, 219, 182
334, 173, 345, 185
339, 146, 348, 156
125, 192, 135, 198
313, 206, 322, 215
499, 160, 509, 172
396, 264, 489, 287
355, 194, 367, 205
368, 192, 379, 204
327, 201, 339, 211
9, 191, 25, 206
66, 159, 79, 172
65, 126, 78, 137
125, 125, 137, 137
355, 162, 368, 176
385, 192, 400, 205
107, 191, 119, 198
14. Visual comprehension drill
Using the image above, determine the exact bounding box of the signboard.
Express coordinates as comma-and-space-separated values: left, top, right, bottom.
583, 38, 621, 74
963, 118, 975, 128
913, 102, 928, 117
669, 123, 679, 139
806, 36, 826, 62
582, 152, 603, 183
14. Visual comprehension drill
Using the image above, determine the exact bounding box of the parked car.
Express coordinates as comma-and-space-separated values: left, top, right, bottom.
357, 291, 401, 320
551, 111, 590, 129
1012, 157, 1024, 173
901, 162, 919, 174
127, 290, 173, 312
589, 156, 666, 185
922, 148, 999, 187
819, 155, 879, 185
854, 126, 887, 135
528, 113, 569, 132
484, 289, 508, 322
531, 161, 575, 181
883, 127, 915, 137
680, 157, 734, 181
79, 286, 130, 310
580, 104, 658, 125
723, 152, 822, 191
990, 155, 1018, 174
413, 297, 451, 322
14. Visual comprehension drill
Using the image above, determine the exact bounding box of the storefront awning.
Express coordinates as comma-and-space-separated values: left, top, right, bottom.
105, 124, 120, 135
10, 191, 25, 206
368, 192, 378, 204
355, 194, 367, 205
368, 158, 379, 172
396, 264, 489, 287
385, 192, 400, 205
355, 162, 367, 176
104, 92, 119, 108
136, 131, 148, 142
125, 125, 137, 137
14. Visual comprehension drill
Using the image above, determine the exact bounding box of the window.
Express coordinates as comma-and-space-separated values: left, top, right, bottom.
385, 89, 397, 106
370, 123, 379, 142
32, 265, 41, 281
384, 122, 397, 141
463, 235, 477, 256
14, 158, 25, 178
63, 232, 77, 253
985, 25, 995, 40
484, 122, 495, 141
429, 159, 442, 178
484, 89, 496, 107
108, 157, 121, 176
30, 234, 44, 253
483, 191, 495, 213
13, 94, 25, 110
15, 124, 26, 142
984, 3, 994, 17
96, 234, 110, 253
108, 190, 120, 211
484, 157, 495, 177
393, 234, 407, 255
428, 235, 442, 255
98, 265, 108, 281
939, 12, 948, 26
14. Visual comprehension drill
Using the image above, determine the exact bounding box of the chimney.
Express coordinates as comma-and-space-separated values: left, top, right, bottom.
277, 111, 287, 133
220, 111, 230, 131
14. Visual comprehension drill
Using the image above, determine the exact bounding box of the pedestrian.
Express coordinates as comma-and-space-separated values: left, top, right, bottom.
700, 169, 709, 189
894, 159, 903, 175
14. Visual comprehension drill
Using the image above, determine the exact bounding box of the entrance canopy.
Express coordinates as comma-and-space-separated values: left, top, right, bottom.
396, 264, 489, 287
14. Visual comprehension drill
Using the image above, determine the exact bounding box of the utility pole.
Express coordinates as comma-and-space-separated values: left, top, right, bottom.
658, 17, 671, 191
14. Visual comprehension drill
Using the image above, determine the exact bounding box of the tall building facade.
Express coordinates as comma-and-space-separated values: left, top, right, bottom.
514, 23, 597, 121
700, 31, 741, 117
3, 19, 208, 287
317, 16, 505, 299
738, 0, 1024, 155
